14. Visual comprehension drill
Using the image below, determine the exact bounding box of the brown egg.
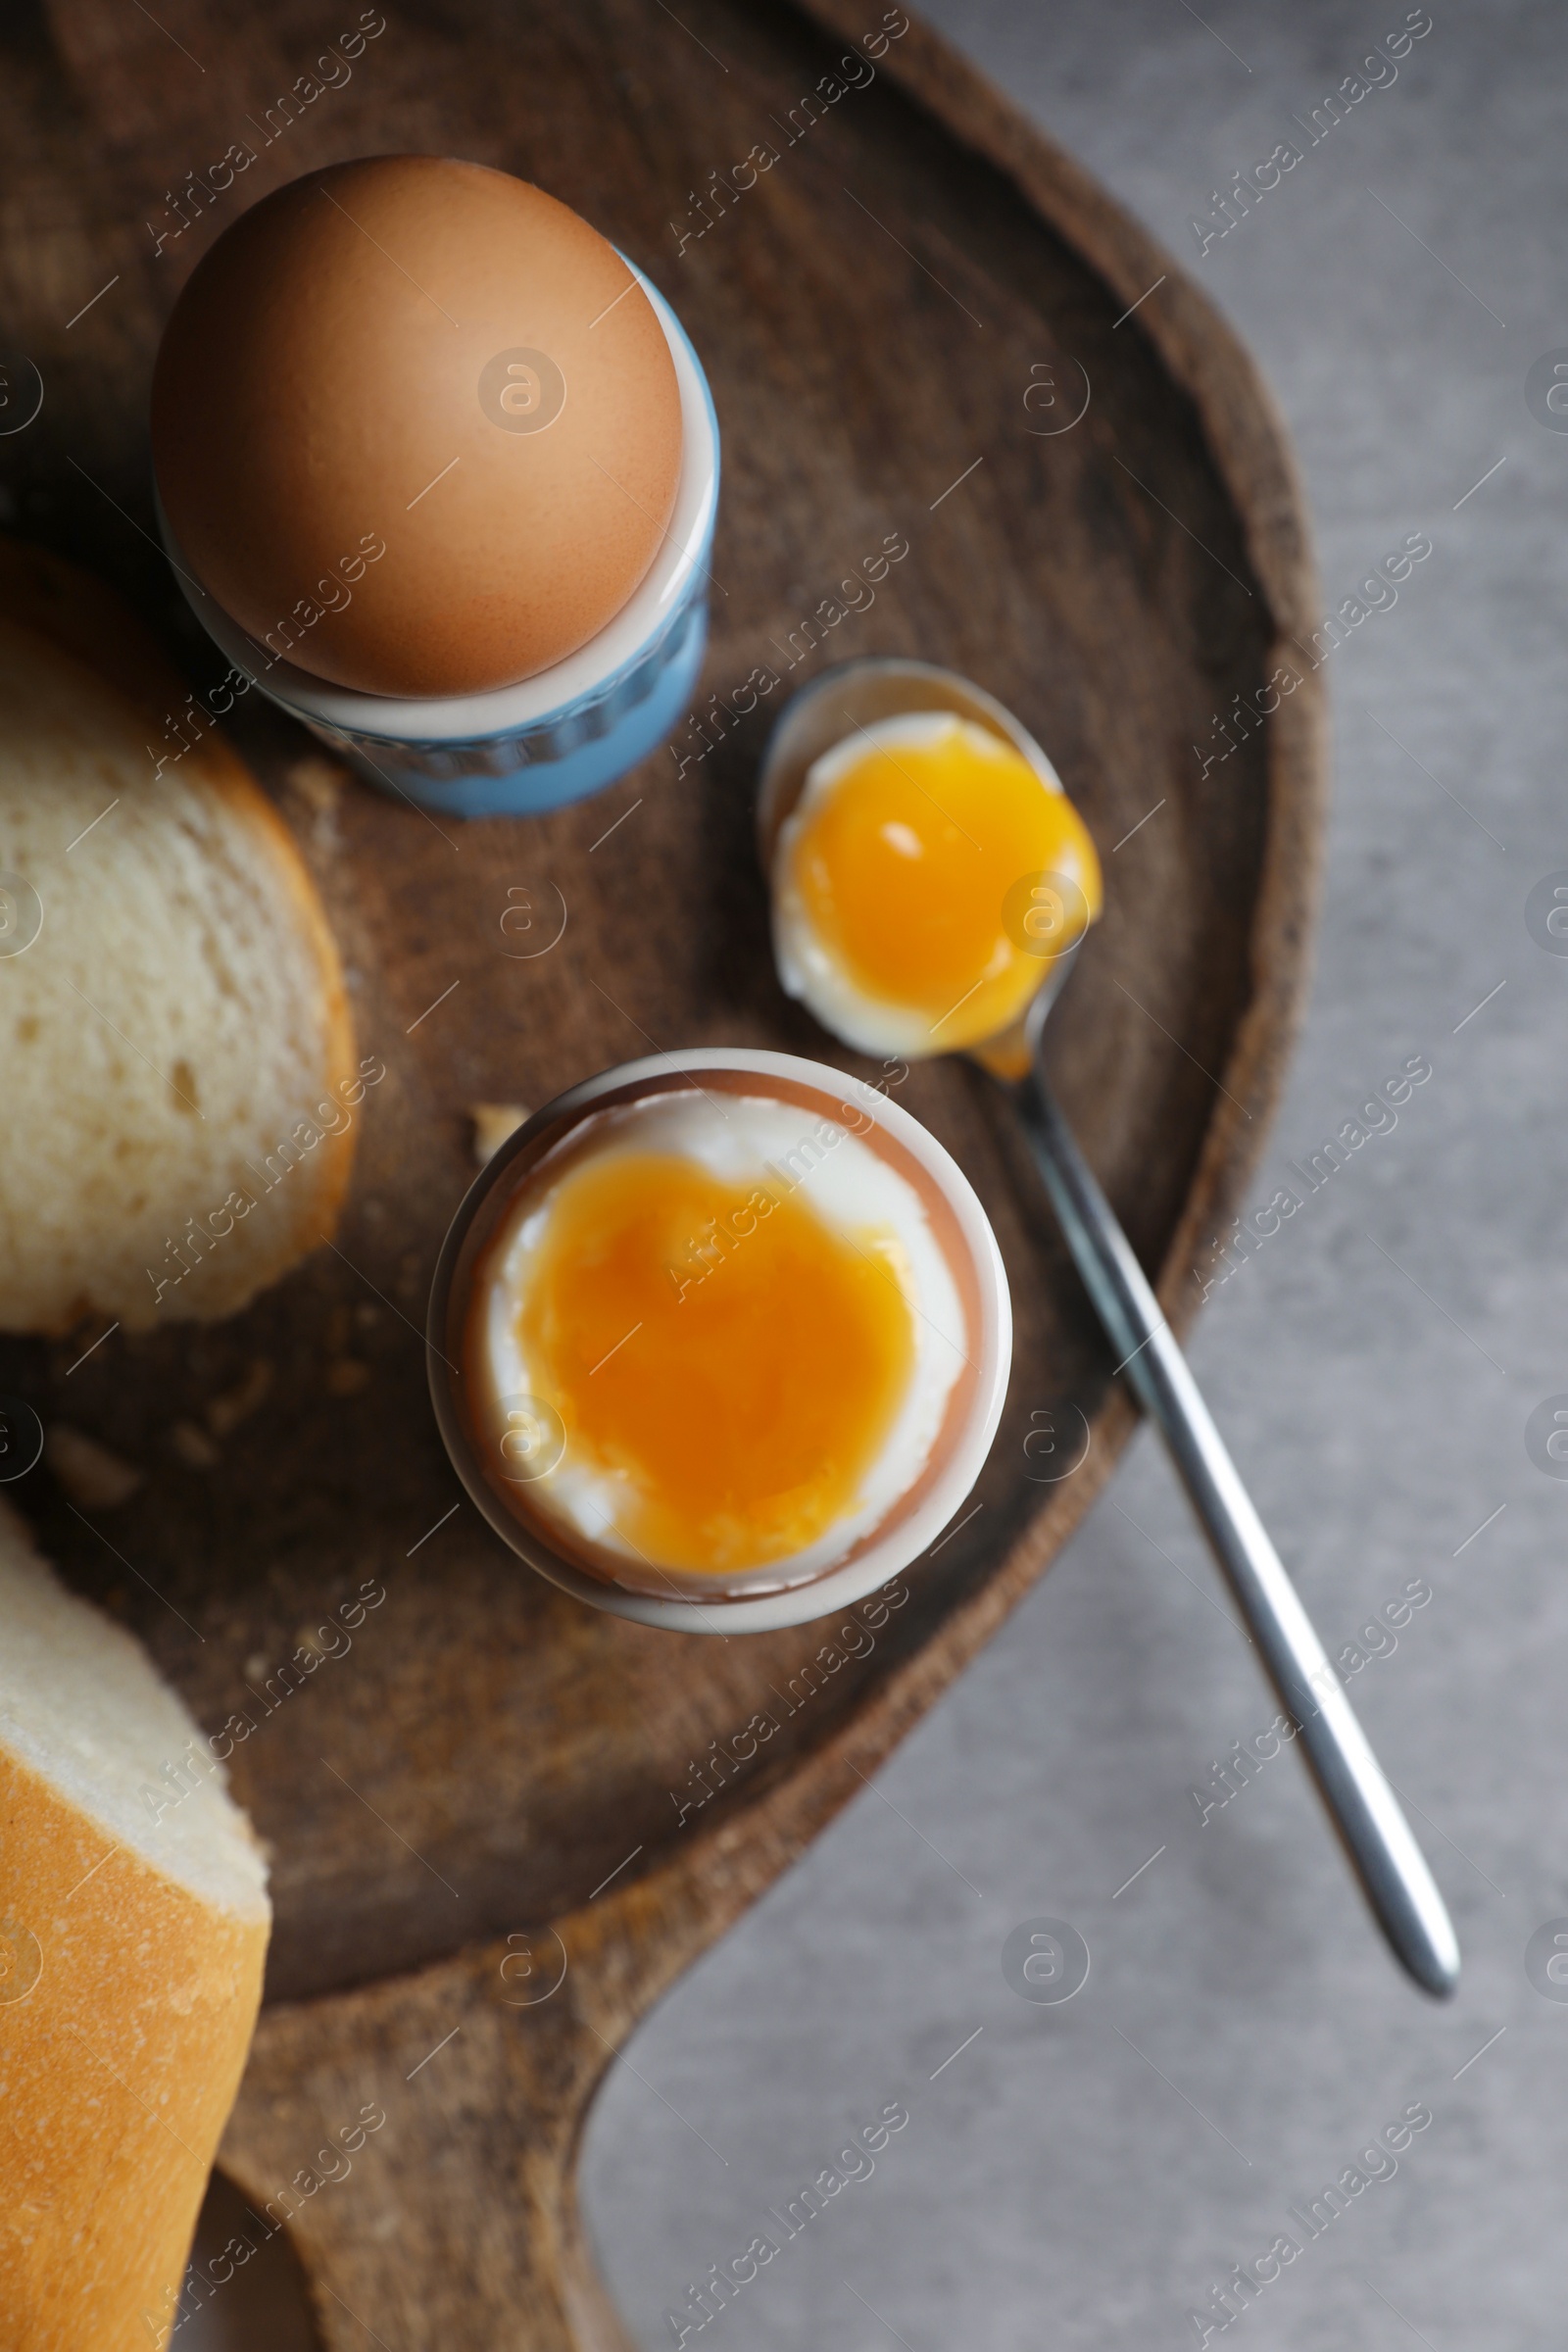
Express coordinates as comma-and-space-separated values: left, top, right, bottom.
151, 156, 684, 699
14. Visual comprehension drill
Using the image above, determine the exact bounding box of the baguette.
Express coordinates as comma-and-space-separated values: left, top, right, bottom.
0, 1496, 270, 2348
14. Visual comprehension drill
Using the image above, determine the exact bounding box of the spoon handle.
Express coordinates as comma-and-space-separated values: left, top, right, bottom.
1011, 1070, 1459, 1997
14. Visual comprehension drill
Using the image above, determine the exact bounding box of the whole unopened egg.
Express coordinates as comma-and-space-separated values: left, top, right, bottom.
151, 156, 684, 698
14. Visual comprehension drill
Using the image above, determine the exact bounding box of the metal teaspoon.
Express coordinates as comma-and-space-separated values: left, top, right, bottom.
758, 656, 1459, 1997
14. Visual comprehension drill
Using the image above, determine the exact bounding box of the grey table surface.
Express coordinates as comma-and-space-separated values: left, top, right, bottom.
186, 2, 1566, 2343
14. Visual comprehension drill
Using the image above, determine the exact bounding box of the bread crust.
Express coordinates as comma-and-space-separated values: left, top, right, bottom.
0, 1744, 269, 2349
0, 1499, 269, 2346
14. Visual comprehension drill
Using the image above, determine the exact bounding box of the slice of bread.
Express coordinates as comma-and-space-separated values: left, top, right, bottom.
0, 1496, 270, 2348
0, 612, 361, 1331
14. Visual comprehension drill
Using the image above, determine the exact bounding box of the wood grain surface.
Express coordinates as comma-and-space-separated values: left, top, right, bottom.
0, 0, 1326, 2341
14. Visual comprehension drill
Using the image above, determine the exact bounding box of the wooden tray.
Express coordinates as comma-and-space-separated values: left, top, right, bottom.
0, 2, 1326, 2342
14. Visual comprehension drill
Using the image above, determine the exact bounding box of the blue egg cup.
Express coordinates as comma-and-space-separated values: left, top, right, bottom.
159, 270, 718, 821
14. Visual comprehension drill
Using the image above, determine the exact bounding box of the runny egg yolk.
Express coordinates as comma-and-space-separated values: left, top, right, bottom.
510, 1148, 917, 1576
782, 714, 1102, 1053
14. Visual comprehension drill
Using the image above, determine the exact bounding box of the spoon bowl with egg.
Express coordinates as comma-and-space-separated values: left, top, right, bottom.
760, 656, 1458, 1997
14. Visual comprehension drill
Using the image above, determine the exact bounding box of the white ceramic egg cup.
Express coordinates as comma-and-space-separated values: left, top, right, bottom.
157, 267, 719, 819
426, 1049, 1013, 1634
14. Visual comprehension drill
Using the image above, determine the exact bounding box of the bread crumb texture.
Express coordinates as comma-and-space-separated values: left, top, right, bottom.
0, 617, 357, 1332
0, 1499, 269, 2346
470, 1102, 528, 1165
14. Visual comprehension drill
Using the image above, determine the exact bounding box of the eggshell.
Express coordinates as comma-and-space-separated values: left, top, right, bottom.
151, 156, 684, 698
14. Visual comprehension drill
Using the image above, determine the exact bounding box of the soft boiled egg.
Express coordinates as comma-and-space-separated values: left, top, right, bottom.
470, 1090, 967, 1589
772, 710, 1102, 1058
151, 156, 683, 699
